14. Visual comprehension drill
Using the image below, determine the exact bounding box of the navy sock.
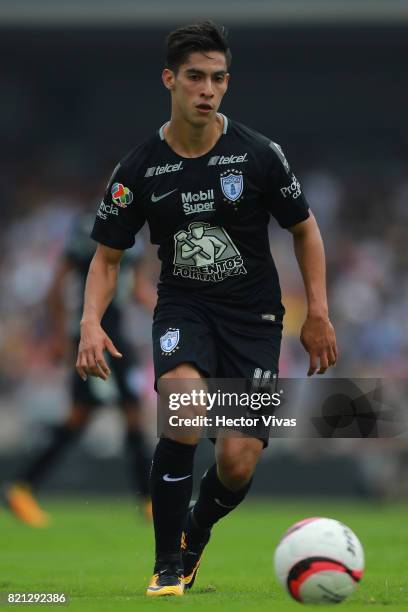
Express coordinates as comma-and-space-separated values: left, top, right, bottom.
149, 437, 197, 566
193, 463, 253, 530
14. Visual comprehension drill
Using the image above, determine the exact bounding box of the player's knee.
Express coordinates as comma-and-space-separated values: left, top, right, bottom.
157, 362, 207, 409
158, 364, 207, 443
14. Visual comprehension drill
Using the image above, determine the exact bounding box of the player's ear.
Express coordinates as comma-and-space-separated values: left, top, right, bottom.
162, 68, 175, 91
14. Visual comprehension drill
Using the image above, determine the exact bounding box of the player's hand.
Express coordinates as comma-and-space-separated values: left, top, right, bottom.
300, 315, 337, 376
76, 321, 122, 382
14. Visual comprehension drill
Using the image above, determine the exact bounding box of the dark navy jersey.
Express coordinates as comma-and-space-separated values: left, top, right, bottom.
91, 114, 310, 315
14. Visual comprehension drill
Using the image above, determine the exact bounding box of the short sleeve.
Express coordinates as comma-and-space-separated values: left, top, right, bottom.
91, 162, 146, 250
262, 141, 310, 229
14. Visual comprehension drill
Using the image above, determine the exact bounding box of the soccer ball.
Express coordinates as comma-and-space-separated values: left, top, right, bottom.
274, 517, 364, 604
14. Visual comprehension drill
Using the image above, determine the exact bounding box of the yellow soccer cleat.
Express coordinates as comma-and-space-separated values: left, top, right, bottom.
4, 483, 50, 528
146, 565, 184, 597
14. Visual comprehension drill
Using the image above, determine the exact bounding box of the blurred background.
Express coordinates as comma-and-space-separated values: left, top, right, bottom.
0, 0, 407, 508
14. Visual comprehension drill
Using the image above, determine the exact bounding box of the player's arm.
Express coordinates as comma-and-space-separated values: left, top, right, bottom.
47, 257, 75, 361
288, 213, 337, 376
76, 244, 124, 381
133, 261, 157, 313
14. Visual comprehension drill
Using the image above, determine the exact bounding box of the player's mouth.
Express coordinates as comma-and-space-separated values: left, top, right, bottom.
195, 104, 213, 114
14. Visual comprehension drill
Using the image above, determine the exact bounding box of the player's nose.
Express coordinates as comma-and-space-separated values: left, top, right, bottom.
201, 78, 214, 98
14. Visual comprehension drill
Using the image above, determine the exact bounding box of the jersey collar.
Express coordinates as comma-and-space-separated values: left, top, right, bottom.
158, 113, 228, 141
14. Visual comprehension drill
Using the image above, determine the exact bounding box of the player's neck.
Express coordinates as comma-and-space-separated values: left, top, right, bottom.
163, 113, 224, 158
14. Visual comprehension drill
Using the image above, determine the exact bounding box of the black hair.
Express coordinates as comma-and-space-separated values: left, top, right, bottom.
165, 21, 231, 73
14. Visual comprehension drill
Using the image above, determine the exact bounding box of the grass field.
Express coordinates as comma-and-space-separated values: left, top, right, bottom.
1, 497, 407, 611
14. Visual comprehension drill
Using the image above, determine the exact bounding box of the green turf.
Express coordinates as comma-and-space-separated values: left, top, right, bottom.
1, 497, 407, 611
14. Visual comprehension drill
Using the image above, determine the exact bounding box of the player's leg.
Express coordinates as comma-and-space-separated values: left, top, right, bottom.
182, 435, 263, 589
182, 302, 282, 588
147, 362, 204, 597
5, 399, 93, 527
147, 303, 216, 596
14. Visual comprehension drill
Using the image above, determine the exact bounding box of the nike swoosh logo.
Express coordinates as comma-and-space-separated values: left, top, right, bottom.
163, 473, 191, 482
151, 189, 178, 203
214, 497, 236, 509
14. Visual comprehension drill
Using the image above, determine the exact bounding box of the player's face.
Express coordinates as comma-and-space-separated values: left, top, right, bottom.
163, 51, 230, 126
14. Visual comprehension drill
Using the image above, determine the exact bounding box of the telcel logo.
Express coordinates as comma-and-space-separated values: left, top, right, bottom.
145, 161, 183, 177
208, 153, 248, 166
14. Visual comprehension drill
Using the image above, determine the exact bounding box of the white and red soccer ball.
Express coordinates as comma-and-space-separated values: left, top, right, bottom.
274, 517, 364, 604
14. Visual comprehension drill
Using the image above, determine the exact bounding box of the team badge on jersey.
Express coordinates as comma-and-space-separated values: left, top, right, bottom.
220, 169, 244, 204
160, 328, 180, 355
111, 182, 133, 208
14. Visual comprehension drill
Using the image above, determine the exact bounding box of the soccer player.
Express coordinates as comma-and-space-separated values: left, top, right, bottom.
5, 211, 155, 527
76, 22, 337, 596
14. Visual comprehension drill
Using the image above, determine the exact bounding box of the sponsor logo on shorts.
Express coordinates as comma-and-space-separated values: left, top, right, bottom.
181, 189, 215, 216
220, 169, 244, 204
208, 153, 248, 166
160, 328, 180, 355
111, 182, 133, 207
251, 368, 278, 393
97, 200, 119, 220
145, 161, 183, 177
280, 173, 302, 199
173, 222, 247, 282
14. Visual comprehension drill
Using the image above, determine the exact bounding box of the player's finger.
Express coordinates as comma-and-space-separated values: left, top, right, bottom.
76, 353, 91, 381
95, 349, 111, 375
328, 345, 337, 366
317, 351, 329, 375
307, 352, 318, 377
95, 357, 110, 380
332, 341, 339, 362
86, 353, 107, 380
94, 362, 108, 380
79, 350, 103, 380
76, 365, 88, 381
105, 337, 123, 359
